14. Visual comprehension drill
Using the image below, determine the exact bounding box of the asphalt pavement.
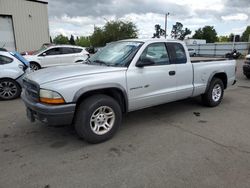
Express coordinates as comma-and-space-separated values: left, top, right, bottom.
0, 60, 250, 188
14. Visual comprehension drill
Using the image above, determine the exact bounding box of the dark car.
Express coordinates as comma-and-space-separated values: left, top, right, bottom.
225, 49, 241, 59
243, 55, 250, 79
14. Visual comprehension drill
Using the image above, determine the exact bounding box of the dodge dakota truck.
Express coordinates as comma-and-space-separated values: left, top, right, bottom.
21, 39, 236, 143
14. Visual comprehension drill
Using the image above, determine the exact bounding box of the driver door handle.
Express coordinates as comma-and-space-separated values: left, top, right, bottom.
169, 71, 176, 76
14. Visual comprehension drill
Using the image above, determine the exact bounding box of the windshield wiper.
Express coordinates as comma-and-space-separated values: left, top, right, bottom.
93, 60, 109, 66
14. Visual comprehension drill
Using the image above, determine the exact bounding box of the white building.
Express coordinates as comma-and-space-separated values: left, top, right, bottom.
184, 39, 206, 45
0, 0, 49, 52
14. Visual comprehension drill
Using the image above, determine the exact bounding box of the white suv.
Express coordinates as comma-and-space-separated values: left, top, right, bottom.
24, 45, 89, 70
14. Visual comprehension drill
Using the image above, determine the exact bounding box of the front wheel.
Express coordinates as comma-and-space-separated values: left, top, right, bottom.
74, 94, 122, 144
30, 62, 40, 71
0, 79, 21, 100
202, 78, 224, 107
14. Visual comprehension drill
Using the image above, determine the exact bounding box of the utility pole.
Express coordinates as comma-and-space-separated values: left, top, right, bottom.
165, 12, 170, 39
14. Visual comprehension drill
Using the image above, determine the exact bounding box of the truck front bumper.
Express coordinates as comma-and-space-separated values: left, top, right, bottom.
21, 92, 76, 126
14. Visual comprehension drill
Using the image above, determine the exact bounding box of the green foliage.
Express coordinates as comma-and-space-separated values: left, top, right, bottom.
90, 20, 138, 47
218, 35, 229, 42
192, 26, 218, 43
75, 36, 91, 47
241, 26, 250, 42
171, 22, 191, 40
53, 34, 69, 44
152, 24, 165, 38
52, 20, 138, 47
69, 35, 75, 45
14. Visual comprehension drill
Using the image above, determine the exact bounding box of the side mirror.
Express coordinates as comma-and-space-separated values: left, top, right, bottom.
136, 58, 155, 68
42, 52, 47, 56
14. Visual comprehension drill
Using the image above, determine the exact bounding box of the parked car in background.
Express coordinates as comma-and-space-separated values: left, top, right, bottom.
188, 48, 196, 56
22, 39, 236, 143
86, 46, 98, 54
243, 54, 250, 79
225, 49, 241, 59
23, 45, 89, 70
0, 51, 30, 100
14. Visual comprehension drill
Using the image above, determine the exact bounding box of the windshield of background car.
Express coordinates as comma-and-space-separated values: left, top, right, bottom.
33, 46, 48, 55
88, 41, 143, 67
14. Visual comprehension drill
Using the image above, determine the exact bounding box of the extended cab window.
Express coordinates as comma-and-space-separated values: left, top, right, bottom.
43, 48, 61, 56
0, 55, 13, 65
167, 43, 187, 64
139, 43, 170, 65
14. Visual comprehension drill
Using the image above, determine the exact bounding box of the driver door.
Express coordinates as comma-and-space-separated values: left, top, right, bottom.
126, 42, 177, 111
38, 47, 61, 67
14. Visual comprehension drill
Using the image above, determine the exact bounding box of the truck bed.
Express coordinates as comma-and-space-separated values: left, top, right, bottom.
191, 57, 227, 63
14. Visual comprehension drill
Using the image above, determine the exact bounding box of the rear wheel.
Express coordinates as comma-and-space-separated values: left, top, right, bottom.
30, 62, 40, 71
0, 79, 21, 100
74, 94, 122, 144
202, 78, 224, 107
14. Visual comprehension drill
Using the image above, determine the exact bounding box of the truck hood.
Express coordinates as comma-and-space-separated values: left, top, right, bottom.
25, 64, 127, 85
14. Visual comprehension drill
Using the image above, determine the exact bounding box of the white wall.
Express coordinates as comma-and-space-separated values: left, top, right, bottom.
0, 0, 50, 52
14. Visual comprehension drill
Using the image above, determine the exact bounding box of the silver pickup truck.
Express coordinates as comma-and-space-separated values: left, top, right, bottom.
22, 39, 236, 143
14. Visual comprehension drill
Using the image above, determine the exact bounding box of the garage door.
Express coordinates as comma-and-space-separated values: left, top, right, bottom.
0, 16, 16, 51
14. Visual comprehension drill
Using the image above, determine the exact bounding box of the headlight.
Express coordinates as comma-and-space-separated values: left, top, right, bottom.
39, 89, 65, 104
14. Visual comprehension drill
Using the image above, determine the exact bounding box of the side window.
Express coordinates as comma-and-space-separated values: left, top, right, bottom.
61, 47, 74, 54
44, 48, 61, 56
167, 43, 187, 64
73, 48, 83, 53
140, 43, 170, 65
0, 55, 13, 65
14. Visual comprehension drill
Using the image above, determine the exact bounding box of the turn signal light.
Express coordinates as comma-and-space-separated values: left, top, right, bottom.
40, 97, 65, 104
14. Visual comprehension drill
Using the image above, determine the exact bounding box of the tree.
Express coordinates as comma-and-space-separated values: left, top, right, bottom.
192, 26, 218, 43
69, 35, 75, 45
152, 24, 165, 38
90, 20, 138, 47
171, 22, 191, 40
241, 26, 250, 42
75, 36, 91, 47
218, 35, 229, 42
53, 34, 69, 44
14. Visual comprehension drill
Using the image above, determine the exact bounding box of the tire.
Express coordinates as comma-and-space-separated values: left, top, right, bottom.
30, 62, 40, 71
74, 94, 122, 144
246, 75, 250, 79
0, 78, 21, 100
202, 78, 224, 107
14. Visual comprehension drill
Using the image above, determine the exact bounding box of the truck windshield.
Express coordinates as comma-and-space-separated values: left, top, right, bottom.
88, 41, 143, 67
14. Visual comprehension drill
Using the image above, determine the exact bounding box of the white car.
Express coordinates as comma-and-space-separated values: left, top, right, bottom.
24, 45, 89, 70
0, 51, 29, 100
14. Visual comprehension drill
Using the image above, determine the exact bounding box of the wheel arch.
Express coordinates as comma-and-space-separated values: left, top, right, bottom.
206, 72, 228, 92
0, 77, 21, 88
30, 61, 41, 68
73, 84, 128, 113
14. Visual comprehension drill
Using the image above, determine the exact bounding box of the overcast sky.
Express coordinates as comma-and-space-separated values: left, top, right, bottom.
48, 0, 250, 39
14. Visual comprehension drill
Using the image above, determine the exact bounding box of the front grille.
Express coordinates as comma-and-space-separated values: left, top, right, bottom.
23, 79, 39, 101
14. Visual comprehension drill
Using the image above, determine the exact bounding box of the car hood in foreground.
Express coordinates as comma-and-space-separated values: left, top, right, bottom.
25, 64, 127, 85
